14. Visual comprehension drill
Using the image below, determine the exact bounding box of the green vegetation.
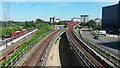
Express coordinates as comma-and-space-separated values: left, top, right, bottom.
80, 20, 97, 31
0, 23, 55, 67
87, 20, 97, 30
2, 27, 13, 37
53, 22, 65, 25
1, 19, 51, 38
80, 20, 98, 36
0, 18, 55, 67
90, 30, 97, 36
75, 28, 120, 67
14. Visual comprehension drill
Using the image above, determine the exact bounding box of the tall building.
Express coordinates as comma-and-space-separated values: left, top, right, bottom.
80, 15, 89, 23
102, 1, 120, 32
50, 17, 60, 24
50, 17, 54, 24
50, 16, 56, 24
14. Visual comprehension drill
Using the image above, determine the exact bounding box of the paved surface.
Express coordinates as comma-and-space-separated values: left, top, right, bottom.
46, 37, 61, 66
80, 28, 120, 56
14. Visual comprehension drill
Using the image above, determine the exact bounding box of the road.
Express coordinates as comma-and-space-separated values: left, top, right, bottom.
80, 28, 120, 56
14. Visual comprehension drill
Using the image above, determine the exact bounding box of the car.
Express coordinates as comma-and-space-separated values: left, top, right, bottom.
93, 36, 99, 40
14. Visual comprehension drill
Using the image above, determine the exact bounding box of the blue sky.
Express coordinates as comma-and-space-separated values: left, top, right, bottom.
0, 2, 118, 21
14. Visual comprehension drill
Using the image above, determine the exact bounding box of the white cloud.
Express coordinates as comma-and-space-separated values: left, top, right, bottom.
1, 0, 119, 2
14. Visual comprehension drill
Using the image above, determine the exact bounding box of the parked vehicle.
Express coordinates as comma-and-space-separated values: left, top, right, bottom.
97, 30, 106, 34
93, 35, 99, 40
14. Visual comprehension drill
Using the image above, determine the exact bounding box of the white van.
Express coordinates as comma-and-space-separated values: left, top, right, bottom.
97, 30, 106, 34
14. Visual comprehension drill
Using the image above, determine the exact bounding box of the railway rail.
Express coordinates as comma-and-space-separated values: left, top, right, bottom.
66, 26, 112, 68
0, 29, 38, 62
15, 29, 66, 66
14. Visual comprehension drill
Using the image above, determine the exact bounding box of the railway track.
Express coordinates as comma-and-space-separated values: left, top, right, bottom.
67, 26, 112, 68
0, 29, 37, 62
16, 29, 60, 66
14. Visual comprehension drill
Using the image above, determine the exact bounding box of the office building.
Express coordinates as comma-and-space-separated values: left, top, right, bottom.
80, 15, 89, 23
50, 17, 60, 24
50, 17, 54, 24
102, 1, 120, 32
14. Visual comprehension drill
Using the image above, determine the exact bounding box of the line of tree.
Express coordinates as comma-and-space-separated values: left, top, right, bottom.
80, 20, 97, 31
0, 19, 50, 37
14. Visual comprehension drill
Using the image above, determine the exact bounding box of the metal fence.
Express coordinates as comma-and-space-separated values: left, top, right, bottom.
66, 29, 95, 67
39, 28, 66, 67
0, 29, 54, 67
74, 25, 120, 67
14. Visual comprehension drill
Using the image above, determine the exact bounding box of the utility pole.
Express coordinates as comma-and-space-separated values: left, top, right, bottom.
2, 2, 11, 27
0, 1, 2, 46
2, 2, 11, 46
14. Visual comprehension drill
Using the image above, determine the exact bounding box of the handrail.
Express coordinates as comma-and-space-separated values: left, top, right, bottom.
0, 29, 54, 67
73, 24, 120, 67
66, 27, 95, 67
39, 28, 66, 66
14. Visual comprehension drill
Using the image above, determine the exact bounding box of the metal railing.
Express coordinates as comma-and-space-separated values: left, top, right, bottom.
0, 29, 54, 67
66, 28, 95, 67
39, 28, 66, 67
74, 25, 120, 67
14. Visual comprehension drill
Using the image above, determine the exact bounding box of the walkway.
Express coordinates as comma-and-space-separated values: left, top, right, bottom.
46, 37, 61, 66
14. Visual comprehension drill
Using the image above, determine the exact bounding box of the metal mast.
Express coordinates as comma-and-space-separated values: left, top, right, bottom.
2, 2, 11, 27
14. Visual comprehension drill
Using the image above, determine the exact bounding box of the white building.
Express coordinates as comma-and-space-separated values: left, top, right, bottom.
55, 18, 60, 23
50, 17, 60, 23
80, 15, 89, 23
95, 18, 102, 26
71, 18, 80, 22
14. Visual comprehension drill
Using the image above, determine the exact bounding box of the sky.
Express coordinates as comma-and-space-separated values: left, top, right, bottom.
0, 2, 118, 21
1, 0, 119, 2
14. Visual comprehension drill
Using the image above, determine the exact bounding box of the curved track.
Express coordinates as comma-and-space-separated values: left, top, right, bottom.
67, 26, 112, 68
17, 29, 60, 66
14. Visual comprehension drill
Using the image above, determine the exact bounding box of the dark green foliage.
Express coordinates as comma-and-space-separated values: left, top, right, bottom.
81, 20, 97, 31
80, 22, 87, 26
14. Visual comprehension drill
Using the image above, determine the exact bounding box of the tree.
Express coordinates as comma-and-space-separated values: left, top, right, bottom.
80, 22, 87, 26
91, 20, 97, 30
2, 27, 13, 37
54, 22, 64, 25
35, 19, 44, 23
87, 21, 92, 29
87, 20, 97, 30
12, 26, 22, 32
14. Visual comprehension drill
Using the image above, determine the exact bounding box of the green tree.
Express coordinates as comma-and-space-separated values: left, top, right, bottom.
87, 20, 93, 29
35, 19, 44, 23
80, 22, 87, 26
2, 27, 13, 37
12, 26, 22, 32
87, 20, 97, 30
